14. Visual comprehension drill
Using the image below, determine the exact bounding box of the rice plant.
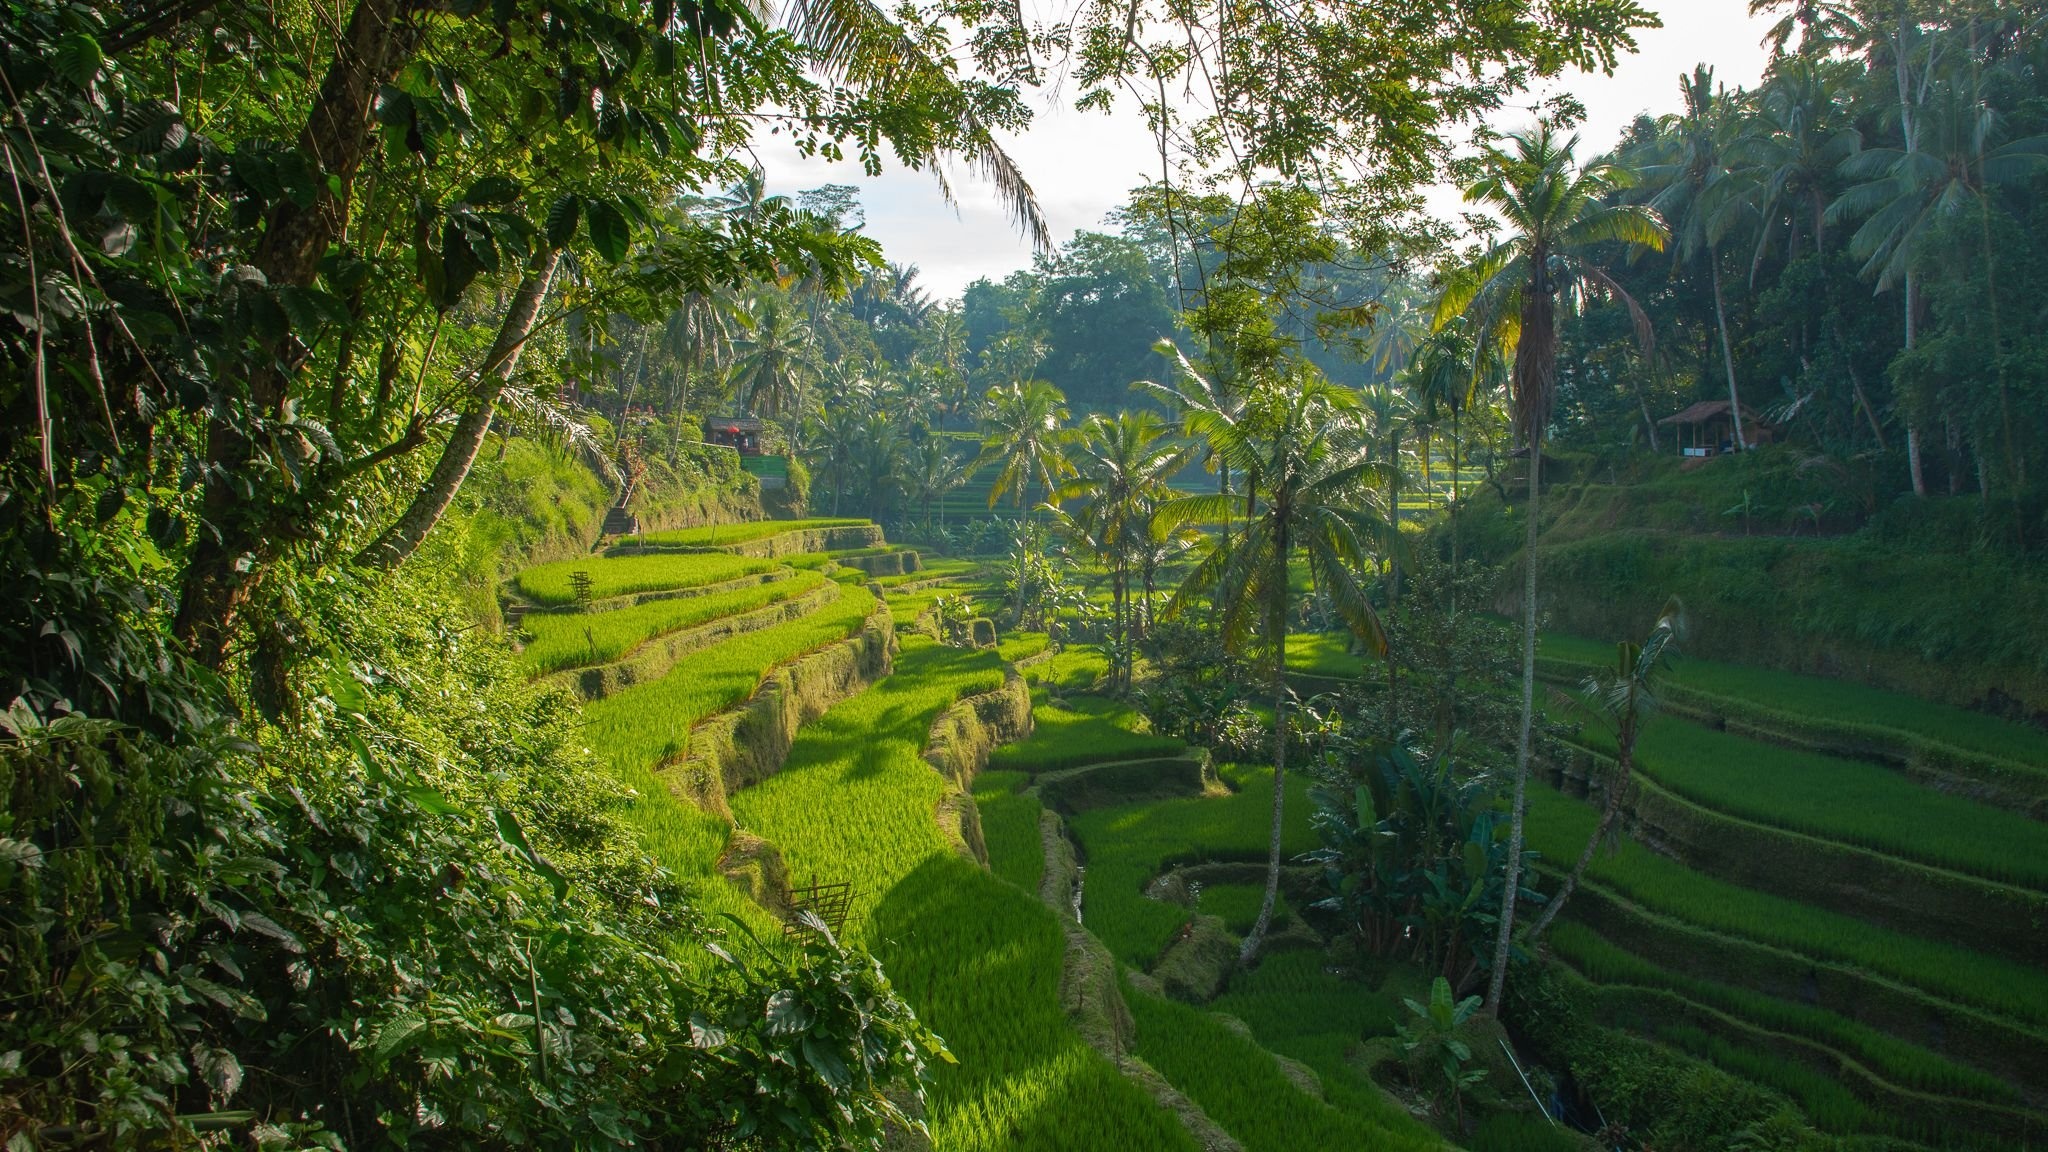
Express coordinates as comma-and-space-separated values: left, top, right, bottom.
1547, 921, 2016, 1102
1195, 883, 1290, 934
972, 770, 1044, 894
1540, 631, 2048, 773
520, 570, 829, 673
630, 517, 873, 548
517, 551, 779, 605
581, 587, 878, 772
1567, 710, 2048, 890
727, 637, 1203, 1152
1068, 763, 1316, 966
1125, 981, 1442, 1152
988, 695, 1182, 774
1468, 1113, 1584, 1152
1286, 631, 1372, 678
1526, 787, 2048, 1028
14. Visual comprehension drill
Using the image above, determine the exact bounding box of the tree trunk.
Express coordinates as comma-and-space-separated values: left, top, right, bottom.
1904, 272, 1925, 496
1486, 440, 1541, 1015
1242, 625, 1288, 964
1710, 259, 1747, 451
175, 0, 422, 664
1528, 741, 1629, 944
358, 251, 561, 570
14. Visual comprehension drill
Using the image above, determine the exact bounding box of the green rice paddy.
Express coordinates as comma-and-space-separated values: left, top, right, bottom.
988, 695, 1183, 774
581, 586, 878, 770
1524, 787, 2048, 1028
1568, 711, 2048, 890
973, 769, 1044, 895
629, 516, 873, 547
517, 551, 780, 604
520, 570, 828, 673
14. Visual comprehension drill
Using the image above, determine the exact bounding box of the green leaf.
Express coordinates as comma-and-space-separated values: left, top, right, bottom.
492, 808, 568, 901
463, 175, 521, 205
374, 1015, 428, 1059
764, 990, 812, 1036
544, 194, 580, 248
801, 1036, 849, 1089
53, 33, 104, 88
585, 198, 629, 263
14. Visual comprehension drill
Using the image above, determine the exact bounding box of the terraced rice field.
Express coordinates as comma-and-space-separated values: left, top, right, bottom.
1568, 711, 2048, 889
629, 516, 873, 547
728, 637, 1207, 1152
520, 569, 828, 673
517, 551, 779, 604
581, 585, 877, 770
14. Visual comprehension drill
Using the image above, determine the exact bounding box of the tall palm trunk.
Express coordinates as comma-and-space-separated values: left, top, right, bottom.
1243, 625, 1289, 963
1710, 260, 1747, 451
1904, 274, 1925, 496
359, 250, 561, 570
1528, 739, 1628, 944
1486, 443, 1541, 1013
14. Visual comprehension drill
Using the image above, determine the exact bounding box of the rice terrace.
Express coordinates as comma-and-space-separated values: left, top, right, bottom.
7, 0, 2048, 1149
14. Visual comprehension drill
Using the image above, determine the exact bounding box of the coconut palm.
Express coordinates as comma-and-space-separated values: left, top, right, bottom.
1828, 76, 2048, 496
730, 294, 823, 419
1637, 66, 1754, 451
1526, 600, 1685, 944
1053, 411, 1190, 692
907, 433, 971, 532
974, 378, 1074, 513
1155, 364, 1392, 963
1733, 59, 1862, 270
1433, 123, 1666, 1014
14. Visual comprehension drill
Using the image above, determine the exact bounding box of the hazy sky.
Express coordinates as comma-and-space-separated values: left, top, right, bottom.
752, 1, 1781, 300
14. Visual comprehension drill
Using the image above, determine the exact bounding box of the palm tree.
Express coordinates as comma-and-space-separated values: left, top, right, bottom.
906, 433, 970, 532
1828, 75, 2048, 498
975, 378, 1074, 513
1053, 411, 1189, 692
1733, 59, 1861, 271
1433, 123, 1667, 1014
1135, 338, 1252, 542
1637, 66, 1754, 451
1155, 365, 1391, 963
729, 294, 823, 420
1526, 600, 1684, 944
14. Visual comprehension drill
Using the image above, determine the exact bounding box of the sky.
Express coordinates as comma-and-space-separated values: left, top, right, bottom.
752, 1, 1782, 301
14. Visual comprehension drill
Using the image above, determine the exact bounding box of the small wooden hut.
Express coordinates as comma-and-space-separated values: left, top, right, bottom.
704, 417, 769, 456
1658, 400, 1771, 457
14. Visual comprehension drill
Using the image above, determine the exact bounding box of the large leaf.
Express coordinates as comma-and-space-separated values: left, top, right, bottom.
492, 809, 568, 900
544, 194, 581, 248
586, 198, 629, 263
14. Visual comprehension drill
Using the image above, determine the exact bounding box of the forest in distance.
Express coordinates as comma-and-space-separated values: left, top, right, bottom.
5, 0, 2048, 1150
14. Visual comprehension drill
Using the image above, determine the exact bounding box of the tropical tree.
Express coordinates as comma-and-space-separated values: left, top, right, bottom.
1525, 600, 1684, 943
1433, 123, 1667, 1013
975, 379, 1074, 513
1053, 411, 1189, 691
1637, 65, 1754, 450
907, 434, 972, 531
1156, 364, 1391, 962
731, 294, 825, 420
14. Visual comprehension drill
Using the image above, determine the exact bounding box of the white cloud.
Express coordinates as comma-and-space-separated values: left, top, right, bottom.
754, 0, 1780, 300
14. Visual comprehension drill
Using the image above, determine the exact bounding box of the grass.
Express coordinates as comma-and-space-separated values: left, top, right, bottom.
517, 551, 779, 605
1646, 1020, 1874, 1134
1069, 762, 1314, 967
996, 631, 1051, 664
727, 637, 1204, 1152
988, 695, 1183, 775
1524, 786, 2048, 1029
1021, 647, 1109, 692
972, 769, 1044, 895
1564, 709, 2048, 891
581, 587, 878, 771
519, 570, 828, 674
1126, 981, 1441, 1152
629, 517, 872, 548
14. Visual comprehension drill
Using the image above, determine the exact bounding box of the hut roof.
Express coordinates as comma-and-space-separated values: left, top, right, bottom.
706, 416, 769, 431
1658, 399, 1766, 427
